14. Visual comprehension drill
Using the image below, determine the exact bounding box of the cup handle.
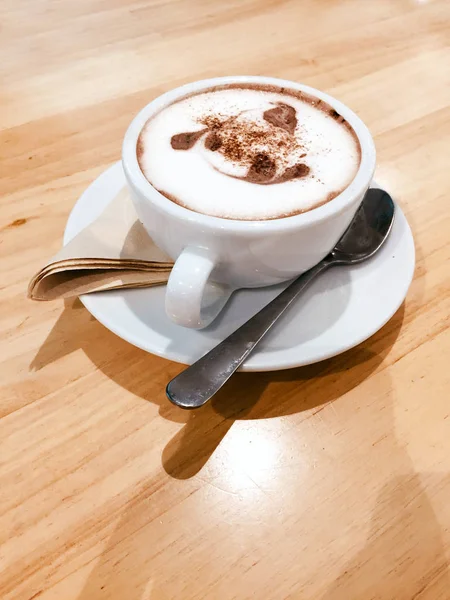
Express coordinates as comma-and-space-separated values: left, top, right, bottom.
165, 246, 233, 329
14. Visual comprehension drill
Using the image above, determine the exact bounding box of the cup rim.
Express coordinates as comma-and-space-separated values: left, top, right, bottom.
122, 75, 376, 234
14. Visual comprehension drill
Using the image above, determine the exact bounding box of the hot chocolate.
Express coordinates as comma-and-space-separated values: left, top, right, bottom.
137, 84, 361, 220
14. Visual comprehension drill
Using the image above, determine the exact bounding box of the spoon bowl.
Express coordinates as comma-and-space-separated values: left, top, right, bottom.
332, 188, 395, 263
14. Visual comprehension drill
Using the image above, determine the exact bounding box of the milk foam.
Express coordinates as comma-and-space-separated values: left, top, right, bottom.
137, 87, 361, 220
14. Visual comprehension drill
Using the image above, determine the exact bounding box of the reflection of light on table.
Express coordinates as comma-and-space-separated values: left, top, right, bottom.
229, 424, 281, 474
205, 420, 309, 499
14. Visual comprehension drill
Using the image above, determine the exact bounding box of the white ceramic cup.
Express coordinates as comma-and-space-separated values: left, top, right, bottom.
122, 76, 376, 329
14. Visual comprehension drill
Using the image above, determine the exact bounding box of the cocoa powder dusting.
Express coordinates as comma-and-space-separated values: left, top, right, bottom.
204, 132, 222, 151
247, 153, 277, 183
199, 114, 275, 167
277, 163, 310, 183
171, 104, 311, 185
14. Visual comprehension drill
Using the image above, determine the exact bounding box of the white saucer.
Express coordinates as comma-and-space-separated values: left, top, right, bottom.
64, 162, 415, 372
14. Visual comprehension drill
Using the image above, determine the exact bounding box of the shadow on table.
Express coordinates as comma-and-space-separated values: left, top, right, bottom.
72, 375, 450, 600
71, 471, 450, 600
161, 302, 404, 478
31, 297, 406, 480
63, 299, 447, 600
320, 472, 450, 599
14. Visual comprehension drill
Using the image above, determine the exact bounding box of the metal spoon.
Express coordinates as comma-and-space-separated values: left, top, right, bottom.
166, 188, 395, 409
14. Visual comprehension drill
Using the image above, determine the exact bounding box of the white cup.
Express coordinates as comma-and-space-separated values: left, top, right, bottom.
122, 76, 376, 329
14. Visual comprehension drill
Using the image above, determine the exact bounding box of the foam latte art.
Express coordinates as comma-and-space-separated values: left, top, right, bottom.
137, 85, 361, 220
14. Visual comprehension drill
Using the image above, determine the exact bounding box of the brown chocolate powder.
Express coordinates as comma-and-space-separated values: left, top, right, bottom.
190, 109, 308, 184
246, 153, 277, 183
277, 163, 310, 183
166, 94, 320, 185
204, 132, 222, 151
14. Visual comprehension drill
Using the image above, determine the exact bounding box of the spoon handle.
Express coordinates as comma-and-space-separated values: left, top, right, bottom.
166, 259, 333, 409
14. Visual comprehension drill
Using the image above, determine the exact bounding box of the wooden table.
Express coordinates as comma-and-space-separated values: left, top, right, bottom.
1, 1, 449, 598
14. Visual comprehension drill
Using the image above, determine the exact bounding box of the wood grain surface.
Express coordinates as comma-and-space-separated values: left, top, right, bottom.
1, 1, 450, 598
